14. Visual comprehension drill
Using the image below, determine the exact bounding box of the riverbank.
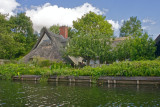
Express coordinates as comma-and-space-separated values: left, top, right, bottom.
0, 60, 160, 84
11, 75, 160, 85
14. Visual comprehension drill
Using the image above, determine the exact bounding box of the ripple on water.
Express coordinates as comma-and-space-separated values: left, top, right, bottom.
0, 81, 160, 106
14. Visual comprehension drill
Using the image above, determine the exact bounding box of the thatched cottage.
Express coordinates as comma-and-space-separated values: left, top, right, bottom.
24, 26, 69, 62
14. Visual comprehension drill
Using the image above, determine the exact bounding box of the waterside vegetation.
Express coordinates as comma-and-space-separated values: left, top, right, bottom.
0, 58, 160, 80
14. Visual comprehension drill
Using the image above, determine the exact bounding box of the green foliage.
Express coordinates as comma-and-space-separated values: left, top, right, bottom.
114, 33, 156, 61
73, 11, 113, 38
0, 14, 11, 34
0, 14, 25, 59
120, 16, 143, 37
31, 57, 52, 67
10, 13, 38, 52
0, 33, 25, 59
113, 38, 131, 61
68, 27, 77, 38
0, 13, 38, 59
0, 60, 160, 80
52, 60, 160, 77
67, 12, 114, 64
51, 62, 72, 70
155, 56, 160, 61
66, 35, 112, 65
0, 63, 51, 80
49, 24, 60, 34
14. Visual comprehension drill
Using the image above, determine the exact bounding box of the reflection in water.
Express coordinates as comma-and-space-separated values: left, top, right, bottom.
0, 80, 160, 107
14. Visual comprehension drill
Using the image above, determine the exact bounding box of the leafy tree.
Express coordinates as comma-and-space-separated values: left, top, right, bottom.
67, 27, 77, 38
73, 11, 113, 38
129, 33, 156, 60
0, 34, 25, 59
114, 33, 156, 61
0, 14, 25, 59
118, 16, 156, 60
120, 16, 143, 37
0, 13, 38, 59
66, 12, 114, 65
0, 14, 11, 34
9, 13, 38, 52
66, 35, 112, 65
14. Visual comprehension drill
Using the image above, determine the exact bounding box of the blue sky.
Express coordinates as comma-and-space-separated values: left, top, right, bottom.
1, 0, 160, 39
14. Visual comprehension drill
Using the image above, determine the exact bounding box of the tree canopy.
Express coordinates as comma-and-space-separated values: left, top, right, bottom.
0, 13, 37, 59
10, 13, 38, 52
73, 11, 113, 38
120, 16, 143, 37
66, 12, 114, 65
114, 33, 156, 61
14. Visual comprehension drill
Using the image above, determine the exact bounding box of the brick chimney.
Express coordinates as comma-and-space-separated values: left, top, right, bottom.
59, 26, 68, 38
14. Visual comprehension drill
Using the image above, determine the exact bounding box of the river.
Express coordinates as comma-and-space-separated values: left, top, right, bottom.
0, 80, 160, 107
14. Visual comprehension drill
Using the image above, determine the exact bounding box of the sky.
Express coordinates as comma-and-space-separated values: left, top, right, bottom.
0, 0, 160, 39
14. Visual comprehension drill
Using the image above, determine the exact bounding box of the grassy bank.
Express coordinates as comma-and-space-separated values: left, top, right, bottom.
0, 60, 160, 80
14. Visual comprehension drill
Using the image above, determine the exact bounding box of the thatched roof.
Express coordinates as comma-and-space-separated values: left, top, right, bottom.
23, 27, 68, 62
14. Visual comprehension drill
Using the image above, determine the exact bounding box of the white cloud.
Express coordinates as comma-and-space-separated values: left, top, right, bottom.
0, 0, 20, 16
142, 19, 156, 25
107, 20, 121, 37
107, 20, 120, 30
26, 3, 105, 32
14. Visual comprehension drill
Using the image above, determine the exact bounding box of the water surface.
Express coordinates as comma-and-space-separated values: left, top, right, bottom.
0, 80, 160, 107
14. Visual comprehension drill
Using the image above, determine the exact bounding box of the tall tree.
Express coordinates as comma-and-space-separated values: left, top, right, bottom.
66, 12, 114, 65
0, 13, 25, 59
9, 13, 38, 52
120, 16, 143, 37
